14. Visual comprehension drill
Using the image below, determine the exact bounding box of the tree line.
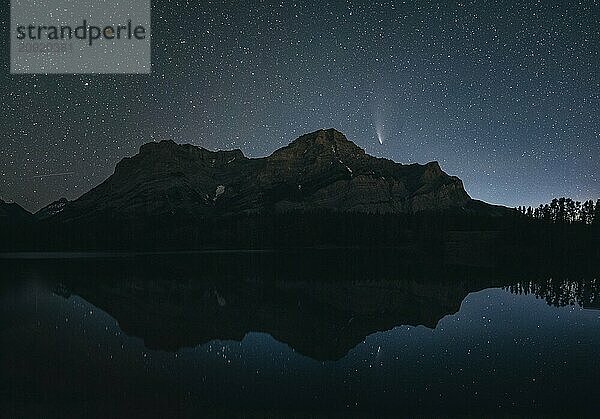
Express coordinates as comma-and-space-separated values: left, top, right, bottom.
506, 278, 600, 308
517, 197, 600, 225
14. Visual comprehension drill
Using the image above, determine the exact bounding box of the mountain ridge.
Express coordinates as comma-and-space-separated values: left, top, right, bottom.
50, 128, 493, 222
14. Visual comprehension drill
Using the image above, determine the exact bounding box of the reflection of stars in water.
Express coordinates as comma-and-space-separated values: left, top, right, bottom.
207, 343, 233, 364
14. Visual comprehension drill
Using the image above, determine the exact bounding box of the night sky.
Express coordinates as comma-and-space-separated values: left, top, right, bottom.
1, 0, 598, 212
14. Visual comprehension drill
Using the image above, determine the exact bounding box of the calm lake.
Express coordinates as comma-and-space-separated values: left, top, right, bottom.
1, 250, 599, 417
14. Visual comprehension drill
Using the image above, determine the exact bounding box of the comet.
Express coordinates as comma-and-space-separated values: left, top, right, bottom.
374, 116, 385, 145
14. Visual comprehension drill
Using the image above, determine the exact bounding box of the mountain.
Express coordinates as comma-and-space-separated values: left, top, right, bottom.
34, 197, 69, 220
0, 199, 34, 224
52, 129, 492, 222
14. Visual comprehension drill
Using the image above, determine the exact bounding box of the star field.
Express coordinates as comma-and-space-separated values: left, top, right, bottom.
0, 0, 598, 211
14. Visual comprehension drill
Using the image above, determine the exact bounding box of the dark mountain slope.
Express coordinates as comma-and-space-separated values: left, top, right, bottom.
0, 199, 34, 224
54, 129, 484, 222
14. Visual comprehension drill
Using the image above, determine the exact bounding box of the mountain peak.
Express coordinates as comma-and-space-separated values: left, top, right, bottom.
271, 128, 365, 161
293, 128, 353, 146
138, 139, 182, 155
137, 139, 245, 159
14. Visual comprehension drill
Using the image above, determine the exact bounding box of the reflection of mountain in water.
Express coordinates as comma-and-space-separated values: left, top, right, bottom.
30, 250, 592, 361
59, 276, 490, 361
33, 251, 483, 359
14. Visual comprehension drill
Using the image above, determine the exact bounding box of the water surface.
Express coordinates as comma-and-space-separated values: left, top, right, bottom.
1, 251, 599, 416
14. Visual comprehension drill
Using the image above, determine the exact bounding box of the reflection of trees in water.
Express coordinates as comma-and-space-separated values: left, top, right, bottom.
505, 278, 600, 308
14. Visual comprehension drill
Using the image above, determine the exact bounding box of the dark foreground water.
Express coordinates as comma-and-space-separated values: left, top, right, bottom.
1, 251, 599, 417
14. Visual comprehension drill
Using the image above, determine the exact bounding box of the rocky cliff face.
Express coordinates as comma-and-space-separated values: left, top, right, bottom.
35, 197, 69, 220
55, 128, 474, 221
